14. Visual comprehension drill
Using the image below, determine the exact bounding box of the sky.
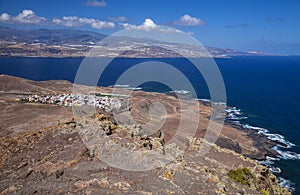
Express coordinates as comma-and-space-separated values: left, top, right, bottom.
0, 0, 300, 55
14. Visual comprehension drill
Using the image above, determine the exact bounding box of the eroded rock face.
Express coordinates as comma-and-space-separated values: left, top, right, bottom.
0, 113, 290, 194
0, 76, 291, 194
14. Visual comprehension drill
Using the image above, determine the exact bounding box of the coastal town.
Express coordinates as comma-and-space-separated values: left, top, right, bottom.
22, 93, 129, 112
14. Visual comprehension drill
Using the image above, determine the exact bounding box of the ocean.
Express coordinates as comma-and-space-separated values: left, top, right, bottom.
0, 56, 299, 193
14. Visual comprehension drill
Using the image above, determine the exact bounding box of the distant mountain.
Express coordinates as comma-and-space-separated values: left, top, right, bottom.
0, 26, 106, 45
0, 26, 275, 58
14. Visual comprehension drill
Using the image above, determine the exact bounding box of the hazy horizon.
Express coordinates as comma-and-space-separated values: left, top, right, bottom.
0, 0, 300, 55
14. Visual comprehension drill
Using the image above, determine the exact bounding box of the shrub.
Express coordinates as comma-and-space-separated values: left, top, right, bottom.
261, 189, 270, 195
228, 167, 255, 186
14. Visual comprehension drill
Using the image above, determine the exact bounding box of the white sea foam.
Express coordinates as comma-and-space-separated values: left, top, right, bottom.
170, 90, 190, 95
243, 125, 295, 148
224, 105, 299, 192
220, 105, 298, 160
269, 166, 282, 174
113, 84, 142, 91
226, 107, 241, 115
185, 94, 299, 188
213, 101, 227, 106
264, 133, 295, 148
227, 114, 247, 120
267, 156, 280, 161
126, 87, 142, 91
226, 107, 247, 120
242, 124, 268, 132
272, 146, 300, 160
194, 98, 211, 102
259, 156, 280, 166
232, 121, 242, 125
114, 84, 130, 88
278, 177, 295, 192
193, 98, 226, 106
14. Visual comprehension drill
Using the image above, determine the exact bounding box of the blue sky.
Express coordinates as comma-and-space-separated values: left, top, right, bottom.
0, 0, 300, 55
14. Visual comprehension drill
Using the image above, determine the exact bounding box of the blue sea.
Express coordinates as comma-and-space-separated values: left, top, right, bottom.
0, 56, 300, 193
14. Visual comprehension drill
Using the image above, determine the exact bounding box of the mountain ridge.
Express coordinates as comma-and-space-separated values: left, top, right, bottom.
0, 26, 277, 58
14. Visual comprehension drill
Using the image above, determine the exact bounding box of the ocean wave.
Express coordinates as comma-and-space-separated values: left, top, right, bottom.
259, 156, 280, 166
224, 105, 299, 192
193, 98, 227, 106
258, 160, 298, 191
227, 114, 248, 120
242, 124, 268, 133
194, 98, 211, 102
241, 123, 300, 160
269, 166, 282, 174
278, 177, 296, 192
126, 87, 142, 91
226, 107, 248, 120
258, 156, 282, 174
264, 133, 295, 148
170, 92, 298, 191
272, 146, 300, 160
170, 90, 190, 95
232, 121, 242, 125
241, 123, 299, 192
242, 125, 295, 148
213, 102, 227, 106
113, 84, 130, 88
207, 104, 298, 160
184, 95, 299, 190
113, 84, 142, 91
226, 107, 242, 115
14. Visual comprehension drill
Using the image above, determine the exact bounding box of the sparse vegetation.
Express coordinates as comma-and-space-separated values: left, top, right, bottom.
261, 189, 270, 195
228, 167, 255, 186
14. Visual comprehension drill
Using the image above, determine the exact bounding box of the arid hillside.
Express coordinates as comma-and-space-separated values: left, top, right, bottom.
0, 75, 290, 194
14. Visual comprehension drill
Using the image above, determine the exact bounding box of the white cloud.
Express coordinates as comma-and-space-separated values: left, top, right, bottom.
0, 9, 115, 30
0, 13, 11, 22
142, 18, 157, 31
12, 9, 47, 24
174, 14, 205, 26
0, 10, 47, 24
120, 18, 180, 33
52, 16, 115, 29
108, 16, 127, 22
119, 19, 157, 30
52, 16, 78, 27
91, 20, 114, 29
85, 0, 107, 7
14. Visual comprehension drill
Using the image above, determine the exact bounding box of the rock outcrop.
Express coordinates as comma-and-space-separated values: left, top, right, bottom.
0, 75, 291, 194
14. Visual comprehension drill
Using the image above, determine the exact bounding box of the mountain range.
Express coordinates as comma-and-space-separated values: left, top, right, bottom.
0, 26, 276, 58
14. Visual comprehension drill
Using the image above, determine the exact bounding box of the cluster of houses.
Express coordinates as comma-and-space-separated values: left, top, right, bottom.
22, 93, 129, 112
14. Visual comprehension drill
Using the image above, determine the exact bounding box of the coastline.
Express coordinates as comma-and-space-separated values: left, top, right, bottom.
0, 74, 297, 193
0, 73, 295, 163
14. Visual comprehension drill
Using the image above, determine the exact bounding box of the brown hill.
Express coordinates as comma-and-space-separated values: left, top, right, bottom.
0, 74, 72, 94
0, 75, 290, 194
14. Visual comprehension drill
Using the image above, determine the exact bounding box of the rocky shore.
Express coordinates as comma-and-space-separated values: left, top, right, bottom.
0, 75, 291, 194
